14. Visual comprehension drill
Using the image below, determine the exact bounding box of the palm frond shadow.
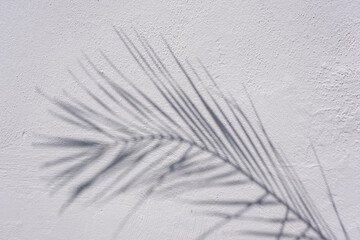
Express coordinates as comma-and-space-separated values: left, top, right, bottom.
36, 28, 349, 240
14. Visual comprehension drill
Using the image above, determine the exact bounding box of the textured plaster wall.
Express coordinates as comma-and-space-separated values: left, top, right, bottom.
0, 1, 359, 239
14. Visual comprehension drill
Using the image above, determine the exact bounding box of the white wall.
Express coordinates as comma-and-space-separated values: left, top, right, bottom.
1, 1, 359, 239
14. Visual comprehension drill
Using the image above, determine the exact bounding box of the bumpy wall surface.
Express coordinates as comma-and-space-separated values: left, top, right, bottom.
1, 1, 359, 239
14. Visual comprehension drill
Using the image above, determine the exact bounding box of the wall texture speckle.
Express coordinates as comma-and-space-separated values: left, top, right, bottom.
1, 1, 359, 239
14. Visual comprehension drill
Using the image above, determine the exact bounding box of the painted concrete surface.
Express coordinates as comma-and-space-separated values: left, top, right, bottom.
1, 1, 359, 239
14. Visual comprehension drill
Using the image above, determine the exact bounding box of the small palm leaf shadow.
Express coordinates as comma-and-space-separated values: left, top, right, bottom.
36, 28, 350, 240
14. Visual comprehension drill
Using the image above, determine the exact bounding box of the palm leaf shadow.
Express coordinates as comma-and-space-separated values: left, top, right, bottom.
36, 28, 350, 240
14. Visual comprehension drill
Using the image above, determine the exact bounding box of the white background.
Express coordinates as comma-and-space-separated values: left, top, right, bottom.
1, 1, 359, 239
